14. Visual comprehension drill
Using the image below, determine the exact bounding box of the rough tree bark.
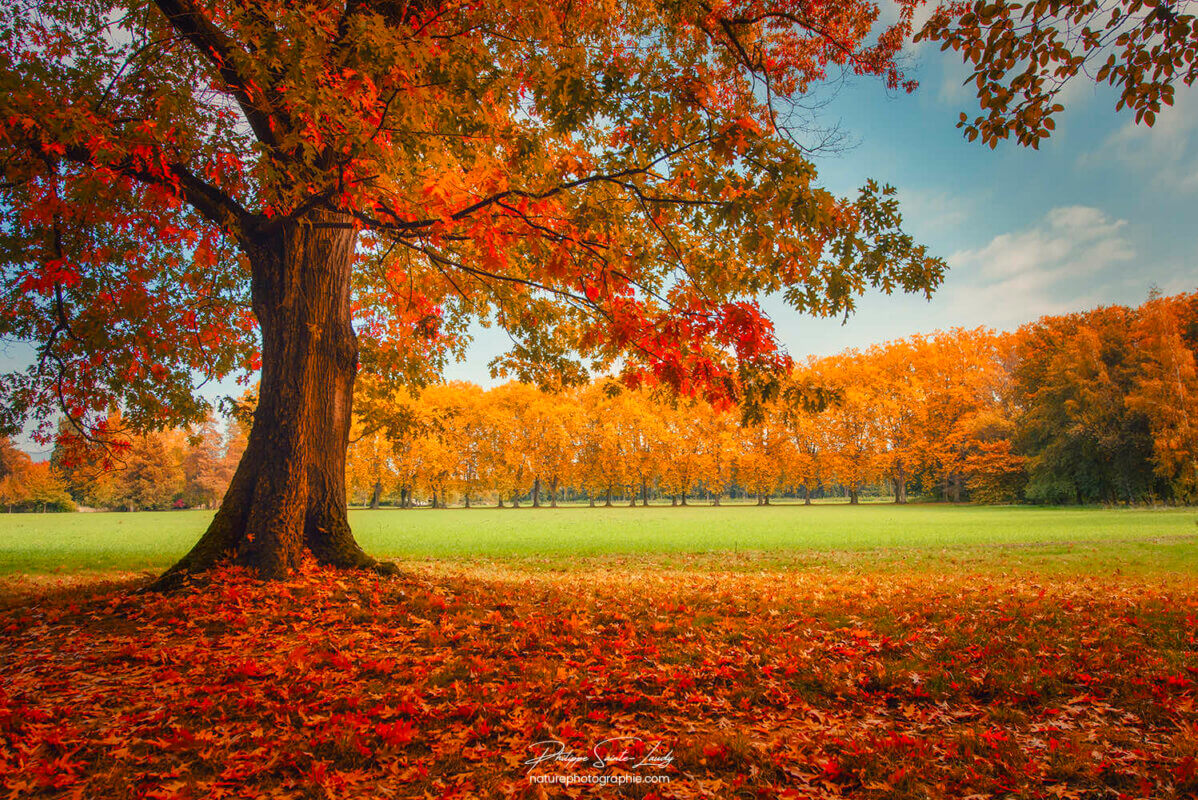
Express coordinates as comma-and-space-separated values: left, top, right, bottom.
156, 211, 394, 587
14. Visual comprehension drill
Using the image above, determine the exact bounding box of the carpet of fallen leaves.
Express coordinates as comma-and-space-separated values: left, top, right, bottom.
1, 563, 1197, 800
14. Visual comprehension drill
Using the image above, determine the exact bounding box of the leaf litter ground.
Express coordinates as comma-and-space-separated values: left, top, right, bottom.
2, 563, 1196, 799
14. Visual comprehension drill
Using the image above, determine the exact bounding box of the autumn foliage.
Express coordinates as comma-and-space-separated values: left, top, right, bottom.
0, 438, 72, 513
919, 0, 1198, 149
346, 291, 1198, 507
1, 566, 1196, 798
0, 0, 942, 444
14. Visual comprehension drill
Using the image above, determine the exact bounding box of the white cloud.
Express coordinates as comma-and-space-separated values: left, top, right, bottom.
944, 205, 1136, 324
763, 204, 1154, 358
935, 56, 974, 106
1083, 87, 1198, 192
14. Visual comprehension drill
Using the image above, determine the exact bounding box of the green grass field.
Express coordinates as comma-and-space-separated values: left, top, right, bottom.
2, 503, 1196, 576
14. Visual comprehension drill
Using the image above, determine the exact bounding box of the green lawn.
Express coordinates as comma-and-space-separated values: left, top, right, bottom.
1, 503, 1196, 576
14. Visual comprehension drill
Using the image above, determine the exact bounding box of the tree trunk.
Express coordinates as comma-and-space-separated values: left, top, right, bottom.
849, 488, 860, 505
532, 477, 541, 508
893, 472, 908, 505
369, 480, 382, 510
604, 488, 612, 507
712, 492, 721, 507
641, 479, 649, 507
804, 487, 812, 505
550, 476, 559, 508
156, 211, 391, 587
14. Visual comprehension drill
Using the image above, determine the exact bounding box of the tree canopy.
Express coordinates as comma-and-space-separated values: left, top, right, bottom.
1, 0, 943, 446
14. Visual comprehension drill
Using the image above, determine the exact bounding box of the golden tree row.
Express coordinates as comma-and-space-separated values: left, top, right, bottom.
345, 328, 1018, 507
349, 291, 1198, 507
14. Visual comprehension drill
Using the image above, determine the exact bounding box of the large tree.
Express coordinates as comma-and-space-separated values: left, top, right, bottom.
1, 0, 943, 581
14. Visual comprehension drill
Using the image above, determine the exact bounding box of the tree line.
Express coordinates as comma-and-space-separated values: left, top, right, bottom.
0, 438, 73, 512
5, 291, 1195, 512
0, 417, 248, 512
345, 291, 1198, 508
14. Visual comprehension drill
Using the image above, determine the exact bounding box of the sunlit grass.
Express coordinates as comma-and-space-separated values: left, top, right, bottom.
1, 503, 1195, 576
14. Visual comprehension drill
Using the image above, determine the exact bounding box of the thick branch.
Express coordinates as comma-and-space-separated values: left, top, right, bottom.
169, 164, 255, 239
355, 137, 718, 235
149, 0, 281, 149
20, 134, 256, 244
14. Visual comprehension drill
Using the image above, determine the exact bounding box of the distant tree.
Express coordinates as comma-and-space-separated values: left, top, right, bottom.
485, 383, 537, 508
0, 438, 74, 512
871, 339, 924, 504
624, 397, 665, 507
1128, 293, 1198, 501
1013, 309, 1158, 503
18, 462, 75, 512
91, 433, 185, 511
736, 411, 792, 505
658, 401, 706, 505
0, 437, 26, 480
695, 402, 739, 506
959, 409, 1027, 504
915, 329, 1011, 502
783, 409, 827, 505
346, 429, 396, 509
814, 352, 881, 504
575, 384, 638, 507
180, 417, 228, 509
0, 437, 32, 511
